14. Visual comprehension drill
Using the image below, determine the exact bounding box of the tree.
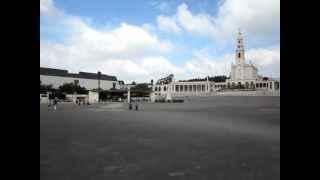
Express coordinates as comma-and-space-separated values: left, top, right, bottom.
58, 83, 88, 94
40, 80, 54, 94
209, 75, 228, 82
131, 83, 151, 90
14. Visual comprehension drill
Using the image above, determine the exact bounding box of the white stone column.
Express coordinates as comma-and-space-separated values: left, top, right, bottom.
127, 88, 131, 103
166, 85, 172, 101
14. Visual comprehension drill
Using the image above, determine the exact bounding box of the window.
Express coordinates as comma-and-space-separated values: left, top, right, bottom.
238, 53, 241, 58
164, 86, 167, 91
176, 85, 179, 92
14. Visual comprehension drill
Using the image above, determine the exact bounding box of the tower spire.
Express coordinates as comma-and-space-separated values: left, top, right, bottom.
235, 28, 245, 65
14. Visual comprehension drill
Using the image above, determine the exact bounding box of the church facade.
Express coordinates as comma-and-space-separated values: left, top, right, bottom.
229, 30, 258, 82
151, 30, 280, 99
226, 30, 280, 91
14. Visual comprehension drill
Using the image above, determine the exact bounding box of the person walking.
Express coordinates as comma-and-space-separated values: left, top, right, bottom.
129, 102, 132, 110
48, 99, 52, 108
135, 102, 138, 111
53, 97, 58, 110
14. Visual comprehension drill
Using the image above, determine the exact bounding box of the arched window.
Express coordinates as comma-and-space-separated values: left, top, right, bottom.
159, 87, 161, 91
238, 53, 241, 58
164, 86, 167, 91
155, 87, 158, 91
251, 82, 254, 88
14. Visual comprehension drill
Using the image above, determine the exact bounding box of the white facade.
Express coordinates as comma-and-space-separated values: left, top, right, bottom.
151, 30, 280, 99
40, 74, 118, 90
229, 30, 258, 81
226, 30, 280, 91
152, 79, 217, 99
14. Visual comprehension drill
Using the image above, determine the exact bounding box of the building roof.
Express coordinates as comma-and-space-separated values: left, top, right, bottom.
40, 67, 117, 81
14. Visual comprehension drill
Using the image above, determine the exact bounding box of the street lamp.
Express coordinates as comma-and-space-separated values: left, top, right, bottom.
97, 71, 101, 102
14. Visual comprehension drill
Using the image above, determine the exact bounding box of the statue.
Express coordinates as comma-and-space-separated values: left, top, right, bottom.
156, 74, 174, 85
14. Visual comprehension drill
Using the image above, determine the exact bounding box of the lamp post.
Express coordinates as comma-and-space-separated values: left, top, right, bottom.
97, 71, 101, 102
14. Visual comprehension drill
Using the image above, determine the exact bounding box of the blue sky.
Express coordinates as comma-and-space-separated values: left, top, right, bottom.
40, 0, 280, 82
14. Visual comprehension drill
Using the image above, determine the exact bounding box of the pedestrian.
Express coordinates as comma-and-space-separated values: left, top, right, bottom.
129, 102, 132, 110
135, 102, 138, 111
48, 99, 52, 108
53, 97, 58, 110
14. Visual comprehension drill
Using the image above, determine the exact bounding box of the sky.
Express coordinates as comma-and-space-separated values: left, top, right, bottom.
40, 0, 280, 83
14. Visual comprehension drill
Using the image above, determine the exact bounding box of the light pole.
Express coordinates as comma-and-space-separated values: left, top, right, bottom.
97, 71, 101, 102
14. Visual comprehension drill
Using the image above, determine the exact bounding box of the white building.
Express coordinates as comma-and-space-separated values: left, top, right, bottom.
226, 30, 280, 91
40, 67, 119, 90
152, 30, 280, 99
229, 30, 258, 81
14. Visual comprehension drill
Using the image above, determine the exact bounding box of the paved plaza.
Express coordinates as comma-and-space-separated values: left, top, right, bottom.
40, 96, 280, 180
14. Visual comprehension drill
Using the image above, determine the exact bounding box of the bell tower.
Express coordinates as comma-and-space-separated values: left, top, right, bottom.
235, 29, 245, 65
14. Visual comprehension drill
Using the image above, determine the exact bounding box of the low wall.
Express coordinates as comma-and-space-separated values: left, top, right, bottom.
215, 90, 280, 96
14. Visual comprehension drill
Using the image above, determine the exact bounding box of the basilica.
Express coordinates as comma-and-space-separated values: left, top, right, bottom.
151, 30, 280, 99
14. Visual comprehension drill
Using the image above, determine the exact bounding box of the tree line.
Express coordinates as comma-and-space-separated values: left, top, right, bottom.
179, 75, 229, 82
40, 80, 88, 94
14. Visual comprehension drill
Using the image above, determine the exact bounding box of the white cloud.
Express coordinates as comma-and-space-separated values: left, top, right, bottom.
40, 0, 280, 83
40, 0, 61, 16
176, 3, 217, 37
142, 23, 156, 32
183, 53, 233, 79
157, 15, 181, 34
247, 46, 280, 66
182, 45, 280, 79
41, 15, 178, 82
246, 46, 280, 77
158, 0, 279, 42
214, 0, 280, 40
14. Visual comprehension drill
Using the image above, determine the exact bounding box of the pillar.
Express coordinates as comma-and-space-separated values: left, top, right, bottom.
127, 88, 131, 103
